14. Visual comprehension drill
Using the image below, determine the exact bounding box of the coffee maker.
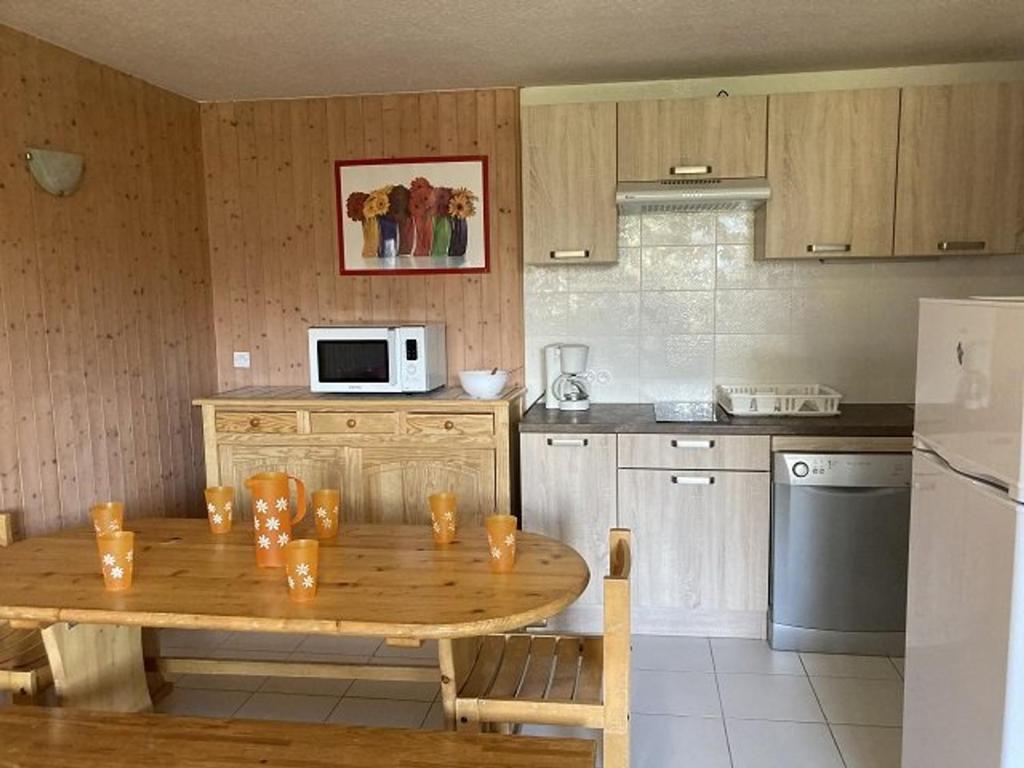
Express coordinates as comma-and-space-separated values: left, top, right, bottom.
543, 343, 591, 411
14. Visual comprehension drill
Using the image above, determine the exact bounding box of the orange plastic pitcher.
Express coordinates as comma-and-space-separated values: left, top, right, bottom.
245, 471, 307, 568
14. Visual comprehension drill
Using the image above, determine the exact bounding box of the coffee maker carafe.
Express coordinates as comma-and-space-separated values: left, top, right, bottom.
543, 343, 591, 411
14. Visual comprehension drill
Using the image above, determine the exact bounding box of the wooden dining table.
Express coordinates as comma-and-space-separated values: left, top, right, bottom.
0, 517, 590, 725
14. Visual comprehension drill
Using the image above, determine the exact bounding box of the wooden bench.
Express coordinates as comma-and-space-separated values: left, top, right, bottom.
0, 707, 596, 767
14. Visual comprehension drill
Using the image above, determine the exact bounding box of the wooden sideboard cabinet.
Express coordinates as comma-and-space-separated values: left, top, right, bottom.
194, 386, 524, 525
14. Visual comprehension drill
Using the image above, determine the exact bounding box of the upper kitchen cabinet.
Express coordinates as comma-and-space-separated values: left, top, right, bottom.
522, 102, 618, 264
617, 95, 767, 181
894, 82, 1024, 257
763, 88, 900, 259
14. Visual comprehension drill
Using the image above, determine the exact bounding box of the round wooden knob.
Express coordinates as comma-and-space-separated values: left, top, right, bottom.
347, 418, 357, 428
444, 420, 455, 431
249, 417, 261, 428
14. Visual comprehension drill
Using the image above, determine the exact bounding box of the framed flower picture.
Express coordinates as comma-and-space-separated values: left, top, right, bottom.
335, 155, 489, 275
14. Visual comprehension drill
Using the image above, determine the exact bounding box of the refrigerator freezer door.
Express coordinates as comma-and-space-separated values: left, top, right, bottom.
903, 450, 1024, 768
915, 298, 1024, 500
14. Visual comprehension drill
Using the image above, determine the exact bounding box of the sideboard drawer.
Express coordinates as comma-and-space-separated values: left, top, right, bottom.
618, 433, 770, 471
309, 411, 399, 434
215, 412, 298, 434
405, 413, 495, 436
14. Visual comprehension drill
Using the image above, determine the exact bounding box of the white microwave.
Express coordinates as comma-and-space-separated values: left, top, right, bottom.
308, 324, 447, 393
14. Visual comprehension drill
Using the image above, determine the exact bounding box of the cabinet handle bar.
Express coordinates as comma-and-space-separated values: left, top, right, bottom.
806, 243, 851, 253
670, 439, 715, 449
670, 165, 712, 175
547, 437, 589, 447
937, 240, 986, 252
671, 476, 716, 485
550, 249, 590, 260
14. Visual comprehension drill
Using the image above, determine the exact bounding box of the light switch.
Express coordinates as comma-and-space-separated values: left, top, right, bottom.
233, 351, 251, 369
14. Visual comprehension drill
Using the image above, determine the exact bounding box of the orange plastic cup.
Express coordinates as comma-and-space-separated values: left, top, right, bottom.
428, 492, 458, 545
284, 539, 319, 602
485, 514, 517, 573
312, 489, 340, 540
90, 502, 124, 534
97, 531, 135, 591
204, 486, 235, 534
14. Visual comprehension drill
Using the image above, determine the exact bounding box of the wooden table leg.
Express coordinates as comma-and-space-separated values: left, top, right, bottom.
437, 636, 482, 731
41, 623, 152, 712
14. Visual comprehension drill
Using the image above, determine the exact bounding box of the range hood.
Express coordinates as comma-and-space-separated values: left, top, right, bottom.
616, 178, 771, 214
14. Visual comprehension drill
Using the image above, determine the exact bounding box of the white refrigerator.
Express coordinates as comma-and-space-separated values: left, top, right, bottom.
904, 298, 1024, 767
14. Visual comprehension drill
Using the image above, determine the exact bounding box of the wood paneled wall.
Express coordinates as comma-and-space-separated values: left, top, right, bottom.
199, 88, 523, 389
0, 26, 214, 535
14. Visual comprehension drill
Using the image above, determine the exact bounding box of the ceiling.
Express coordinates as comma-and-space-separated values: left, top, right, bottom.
1, 0, 1022, 101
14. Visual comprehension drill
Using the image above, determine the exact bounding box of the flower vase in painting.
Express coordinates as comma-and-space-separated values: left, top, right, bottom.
409, 177, 434, 256
430, 187, 453, 258
447, 187, 476, 258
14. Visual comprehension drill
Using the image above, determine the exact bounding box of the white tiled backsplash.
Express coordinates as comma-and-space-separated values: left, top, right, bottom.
525, 211, 1024, 405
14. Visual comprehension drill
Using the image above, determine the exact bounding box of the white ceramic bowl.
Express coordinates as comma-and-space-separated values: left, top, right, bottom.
459, 369, 509, 399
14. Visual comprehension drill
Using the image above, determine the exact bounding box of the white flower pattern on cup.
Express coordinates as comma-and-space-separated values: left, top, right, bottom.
315, 506, 327, 520
302, 575, 315, 589
275, 497, 288, 512
207, 502, 216, 514
257, 534, 271, 549
265, 517, 280, 531
504, 534, 515, 548
255, 498, 269, 515
109, 565, 124, 580
211, 513, 223, 525
126, 550, 133, 563
102, 553, 116, 567
295, 562, 310, 576
224, 501, 232, 513
253, 516, 261, 531
490, 546, 502, 559
276, 533, 290, 547
287, 575, 295, 590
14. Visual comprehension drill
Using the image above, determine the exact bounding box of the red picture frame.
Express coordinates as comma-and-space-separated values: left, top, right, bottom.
334, 155, 490, 276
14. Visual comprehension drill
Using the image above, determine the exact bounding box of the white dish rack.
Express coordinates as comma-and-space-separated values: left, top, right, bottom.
716, 384, 843, 417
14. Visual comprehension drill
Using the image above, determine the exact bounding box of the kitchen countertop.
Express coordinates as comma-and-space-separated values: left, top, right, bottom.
518, 402, 915, 436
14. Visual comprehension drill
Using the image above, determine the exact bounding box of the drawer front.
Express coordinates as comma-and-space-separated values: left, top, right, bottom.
618, 434, 770, 471
309, 412, 399, 434
405, 413, 495, 436
215, 411, 298, 434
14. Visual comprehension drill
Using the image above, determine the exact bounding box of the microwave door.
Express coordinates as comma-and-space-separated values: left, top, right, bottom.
310, 328, 400, 392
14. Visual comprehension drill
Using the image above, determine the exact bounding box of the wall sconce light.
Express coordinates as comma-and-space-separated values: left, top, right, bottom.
24, 148, 84, 196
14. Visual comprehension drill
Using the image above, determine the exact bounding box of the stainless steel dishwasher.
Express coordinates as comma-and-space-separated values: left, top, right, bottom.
769, 452, 911, 656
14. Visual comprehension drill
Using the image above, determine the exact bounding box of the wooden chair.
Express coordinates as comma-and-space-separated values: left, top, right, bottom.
0, 513, 52, 703
454, 528, 631, 767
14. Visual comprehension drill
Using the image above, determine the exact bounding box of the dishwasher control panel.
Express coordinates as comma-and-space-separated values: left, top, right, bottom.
773, 452, 912, 488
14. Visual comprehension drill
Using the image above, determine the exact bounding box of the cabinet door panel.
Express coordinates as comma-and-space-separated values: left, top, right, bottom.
895, 82, 1024, 256
618, 468, 769, 637
618, 96, 767, 181
764, 89, 899, 259
520, 434, 617, 612
522, 103, 618, 264
353, 446, 495, 526
217, 445, 355, 524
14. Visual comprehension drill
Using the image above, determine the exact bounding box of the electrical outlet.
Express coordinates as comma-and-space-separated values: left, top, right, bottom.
233, 351, 251, 369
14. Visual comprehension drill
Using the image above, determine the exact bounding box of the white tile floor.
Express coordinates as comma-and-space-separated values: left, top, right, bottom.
4, 631, 905, 767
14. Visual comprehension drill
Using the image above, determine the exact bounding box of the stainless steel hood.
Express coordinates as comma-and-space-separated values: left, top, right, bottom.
616, 178, 771, 214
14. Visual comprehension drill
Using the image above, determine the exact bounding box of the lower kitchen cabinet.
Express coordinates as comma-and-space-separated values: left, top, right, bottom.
197, 387, 522, 527
520, 433, 617, 631
618, 468, 770, 638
